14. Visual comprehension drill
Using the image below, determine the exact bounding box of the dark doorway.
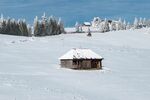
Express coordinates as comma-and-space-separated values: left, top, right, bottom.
91, 60, 99, 68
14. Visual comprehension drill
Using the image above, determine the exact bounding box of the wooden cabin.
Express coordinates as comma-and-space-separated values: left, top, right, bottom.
59, 48, 103, 69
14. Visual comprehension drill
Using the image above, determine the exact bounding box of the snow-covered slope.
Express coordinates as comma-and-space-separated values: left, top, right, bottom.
0, 29, 150, 100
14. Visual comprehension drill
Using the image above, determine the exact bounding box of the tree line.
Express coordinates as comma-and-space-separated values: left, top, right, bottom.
34, 13, 65, 36
0, 14, 31, 36
0, 13, 65, 36
75, 17, 150, 33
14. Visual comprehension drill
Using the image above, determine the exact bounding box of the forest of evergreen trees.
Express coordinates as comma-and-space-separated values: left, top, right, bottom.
75, 17, 150, 33
0, 13, 65, 36
0, 14, 31, 36
34, 13, 65, 36
1, 13, 150, 36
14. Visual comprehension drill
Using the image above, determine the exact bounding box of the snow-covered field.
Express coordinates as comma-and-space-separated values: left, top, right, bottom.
0, 28, 150, 100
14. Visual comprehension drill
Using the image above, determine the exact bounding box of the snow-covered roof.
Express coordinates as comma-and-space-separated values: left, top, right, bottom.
83, 22, 91, 26
59, 48, 103, 60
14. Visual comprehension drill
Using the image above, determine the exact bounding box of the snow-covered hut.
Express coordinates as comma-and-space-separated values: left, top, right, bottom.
59, 48, 103, 69
83, 22, 91, 27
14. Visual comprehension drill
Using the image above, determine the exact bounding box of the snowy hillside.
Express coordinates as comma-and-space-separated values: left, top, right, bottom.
0, 28, 150, 100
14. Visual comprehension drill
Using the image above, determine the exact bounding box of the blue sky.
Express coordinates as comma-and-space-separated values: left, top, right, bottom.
0, 0, 150, 26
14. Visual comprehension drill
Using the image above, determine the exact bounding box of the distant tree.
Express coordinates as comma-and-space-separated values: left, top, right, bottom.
145, 19, 150, 27
33, 13, 65, 36
143, 18, 146, 26
134, 17, 139, 29
91, 17, 102, 27
139, 17, 143, 26
123, 20, 127, 30
111, 21, 117, 31
33, 16, 39, 36
0, 14, 31, 36
109, 23, 113, 31
0, 14, 4, 22
116, 18, 124, 30
58, 18, 65, 34
75, 22, 80, 32
99, 18, 109, 32
118, 18, 122, 30
27, 24, 32, 37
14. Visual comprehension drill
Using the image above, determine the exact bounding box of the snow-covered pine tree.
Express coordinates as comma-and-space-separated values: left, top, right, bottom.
126, 22, 131, 30
139, 17, 143, 26
58, 18, 65, 34
116, 22, 119, 31
51, 18, 57, 35
123, 20, 127, 30
75, 22, 80, 32
27, 24, 32, 37
79, 25, 83, 33
48, 16, 53, 35
118, 18, 122, 30
117, 18, 124, 30
111, 21, 117, 31
99, 18, 109, 33
145, 19, 150, 27
134, 17, 139, 29
18, 19, 24, 36
22, 19, 30, 36
0, 14, 4, 22
33, 16, 39, 36
0, 15, 31, 36
92, 17, 101, 27
0, 19, 7, 34
104, 18, 109, 32
99, 21, 104, 33
41, 12, 47, 36
33, 13, 65, 36
143, 18, 146, 26
109, 22, 113, 31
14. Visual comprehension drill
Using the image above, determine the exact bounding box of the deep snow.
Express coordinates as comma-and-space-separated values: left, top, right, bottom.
0, 28, 150, 100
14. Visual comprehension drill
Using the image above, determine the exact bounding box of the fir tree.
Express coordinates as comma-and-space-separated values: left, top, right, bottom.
134, 17, 139, 29
33, 13, 65, 36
